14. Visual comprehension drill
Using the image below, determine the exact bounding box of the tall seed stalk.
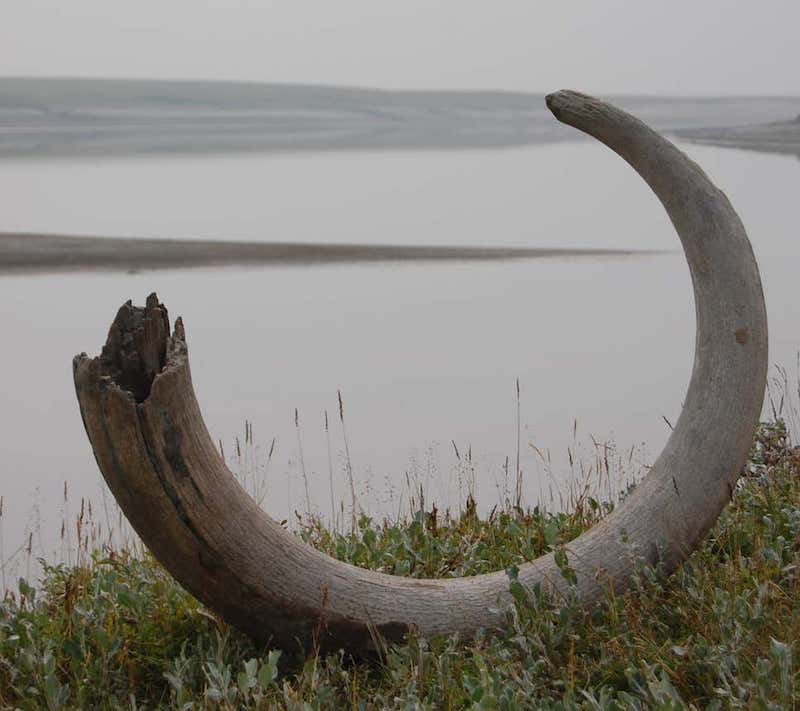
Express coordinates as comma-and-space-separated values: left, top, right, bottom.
515, 378, 522, 510
324, 410, 337, 532
295, 408, 312, 517
338, 390, 358, 532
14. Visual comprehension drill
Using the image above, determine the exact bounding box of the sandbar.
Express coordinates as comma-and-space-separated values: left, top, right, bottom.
0, 232, 647, 275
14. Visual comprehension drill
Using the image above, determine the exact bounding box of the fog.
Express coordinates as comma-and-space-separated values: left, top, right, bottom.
1, 2, 799, 95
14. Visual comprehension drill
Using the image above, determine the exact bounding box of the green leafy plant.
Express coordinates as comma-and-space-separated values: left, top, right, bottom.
1, 422, 797, 709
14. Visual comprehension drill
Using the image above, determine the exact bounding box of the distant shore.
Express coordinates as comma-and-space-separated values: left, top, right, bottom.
3, 78, 800, 159
0, 232, 649, 275
675, 116, 800, 157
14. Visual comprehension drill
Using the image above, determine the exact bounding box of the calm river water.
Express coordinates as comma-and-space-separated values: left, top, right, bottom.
1, 138, 798, 577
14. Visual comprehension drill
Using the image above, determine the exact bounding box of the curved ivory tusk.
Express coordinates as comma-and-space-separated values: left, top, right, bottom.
73, 91, 767, 651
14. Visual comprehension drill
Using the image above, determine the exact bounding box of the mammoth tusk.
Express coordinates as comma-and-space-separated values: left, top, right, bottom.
73, 91, 767, 652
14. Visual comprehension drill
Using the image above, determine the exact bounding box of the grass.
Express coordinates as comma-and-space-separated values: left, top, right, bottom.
0, 421, 798, 709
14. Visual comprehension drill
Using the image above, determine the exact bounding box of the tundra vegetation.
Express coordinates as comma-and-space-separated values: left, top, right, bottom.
0, 420, 798, 709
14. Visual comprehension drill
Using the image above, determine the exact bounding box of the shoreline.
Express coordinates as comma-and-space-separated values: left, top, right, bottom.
674, 117, 800, 157
0, 232, 653, 275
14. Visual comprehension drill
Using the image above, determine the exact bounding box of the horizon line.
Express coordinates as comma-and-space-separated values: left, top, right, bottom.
1, 75, 798, 101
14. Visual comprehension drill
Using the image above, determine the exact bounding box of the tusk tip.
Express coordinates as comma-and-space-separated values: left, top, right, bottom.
544, 91, 559, 116
545, 90, 602, 124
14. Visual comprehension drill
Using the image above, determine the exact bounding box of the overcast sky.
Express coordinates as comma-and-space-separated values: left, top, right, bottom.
2, 1, 798, 96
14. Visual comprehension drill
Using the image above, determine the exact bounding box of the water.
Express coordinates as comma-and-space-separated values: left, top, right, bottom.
1, 84, 799, 577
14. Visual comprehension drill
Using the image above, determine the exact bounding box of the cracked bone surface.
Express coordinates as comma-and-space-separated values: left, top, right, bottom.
73, 91, 767, 652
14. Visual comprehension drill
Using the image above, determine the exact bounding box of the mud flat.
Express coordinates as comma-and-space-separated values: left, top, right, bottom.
0, 232, 646, 275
